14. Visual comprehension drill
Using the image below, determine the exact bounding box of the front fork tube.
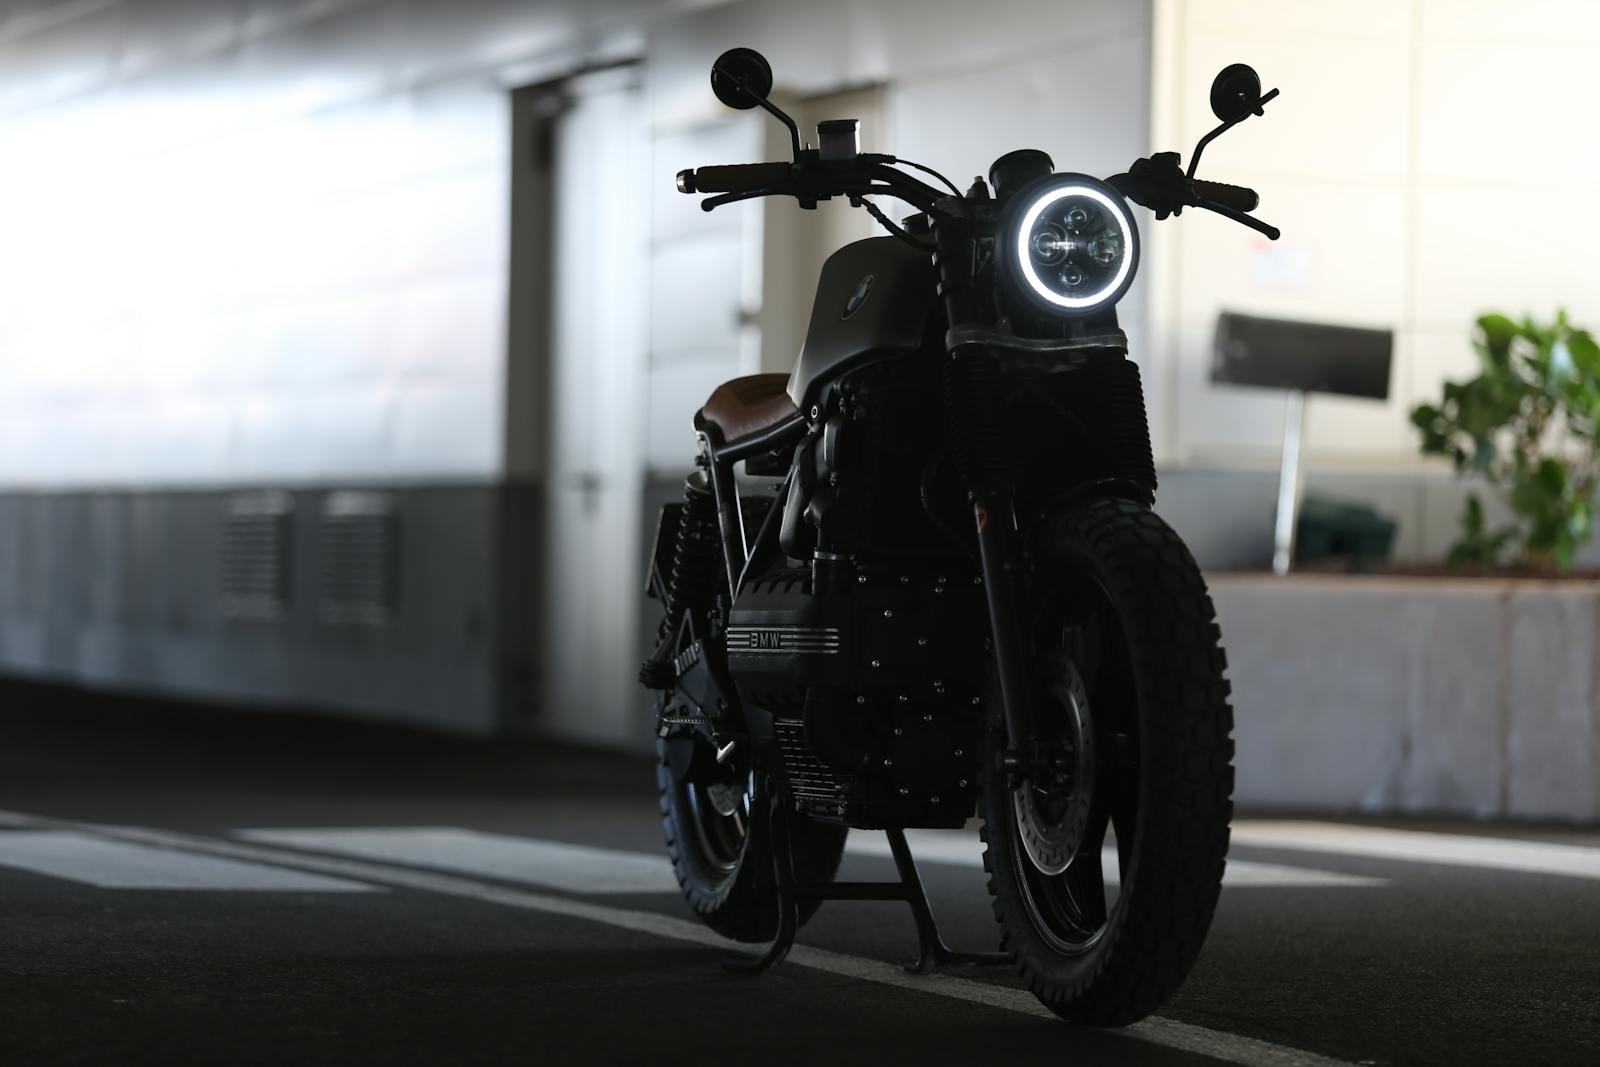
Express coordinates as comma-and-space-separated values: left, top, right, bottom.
971, 489, 1034, 758
933, 214, 1035, 758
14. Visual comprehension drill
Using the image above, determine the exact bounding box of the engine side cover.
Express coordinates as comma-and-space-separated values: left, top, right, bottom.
726, 567, 984, 696
724, 569, 844, 700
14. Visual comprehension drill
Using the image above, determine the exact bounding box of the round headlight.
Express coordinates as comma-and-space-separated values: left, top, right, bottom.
1008, 175, 1138, 316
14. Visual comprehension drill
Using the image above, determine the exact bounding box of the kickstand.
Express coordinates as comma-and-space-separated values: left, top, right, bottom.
725, 785, 1010, 976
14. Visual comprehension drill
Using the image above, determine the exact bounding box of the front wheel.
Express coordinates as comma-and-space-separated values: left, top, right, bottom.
981, 498, 1234, 1025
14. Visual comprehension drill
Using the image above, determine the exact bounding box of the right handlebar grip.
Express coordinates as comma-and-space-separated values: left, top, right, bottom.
1191, 179, 1259, 213
682, 162, 793, 194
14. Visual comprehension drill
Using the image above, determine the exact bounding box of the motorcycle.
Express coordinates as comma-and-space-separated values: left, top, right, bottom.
641, 46, 1278, 1025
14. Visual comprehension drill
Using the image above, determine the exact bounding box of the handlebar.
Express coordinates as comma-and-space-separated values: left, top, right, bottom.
675, 155, 949, 217
676, 152, 1278, 240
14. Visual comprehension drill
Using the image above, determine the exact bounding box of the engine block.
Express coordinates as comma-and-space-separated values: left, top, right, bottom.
728, 561, 989, 827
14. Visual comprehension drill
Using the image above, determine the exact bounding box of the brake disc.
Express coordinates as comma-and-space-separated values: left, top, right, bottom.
1012, 659, 1096, 876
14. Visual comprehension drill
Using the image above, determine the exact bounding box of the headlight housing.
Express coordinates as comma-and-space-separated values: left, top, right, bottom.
1005, 174, 1139, 317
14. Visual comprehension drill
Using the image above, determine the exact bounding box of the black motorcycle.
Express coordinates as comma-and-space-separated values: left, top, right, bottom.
641, 47, 1278, 1025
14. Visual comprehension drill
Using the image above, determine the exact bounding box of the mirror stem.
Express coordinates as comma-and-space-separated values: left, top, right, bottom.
1185, 117, 1237, 180
1185, 87, 1277, 179
713, 61, 803, 161
755, 95, 803, 161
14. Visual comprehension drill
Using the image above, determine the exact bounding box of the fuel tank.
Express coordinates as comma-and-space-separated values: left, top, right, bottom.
785, 236, 939, 411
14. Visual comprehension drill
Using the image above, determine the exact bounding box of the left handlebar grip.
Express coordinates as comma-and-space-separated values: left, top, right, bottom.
1191, 179, 1259, 213
678, 162, 792, 194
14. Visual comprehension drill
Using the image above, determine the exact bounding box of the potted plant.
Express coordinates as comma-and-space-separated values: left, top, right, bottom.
1410, 311, 1600, 571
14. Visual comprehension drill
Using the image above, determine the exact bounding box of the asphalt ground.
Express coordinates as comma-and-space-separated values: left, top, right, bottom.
2, 682, 1598, 1066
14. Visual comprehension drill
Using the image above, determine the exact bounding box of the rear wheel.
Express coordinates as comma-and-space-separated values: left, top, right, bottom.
658, 735, 847, 943
981, 498, 1233, 1025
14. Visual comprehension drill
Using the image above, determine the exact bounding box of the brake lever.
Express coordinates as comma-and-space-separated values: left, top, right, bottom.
1192, 196, 1280, 241
699, 188, 780, 212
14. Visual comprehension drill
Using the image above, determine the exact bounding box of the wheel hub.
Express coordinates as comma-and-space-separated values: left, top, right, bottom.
1012, 659, 1095, 876
705, 780, 742, 817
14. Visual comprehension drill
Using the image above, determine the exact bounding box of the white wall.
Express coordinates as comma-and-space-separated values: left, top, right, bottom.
0, 0, 1154, 489
1149, 0, 1600, 471
0, 0, 683, 489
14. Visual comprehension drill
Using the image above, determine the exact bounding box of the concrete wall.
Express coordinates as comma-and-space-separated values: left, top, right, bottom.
1215, 575, 1600, 822
0, 483, 535, 735
0, 0, 1158, 740
0, 0, 681, 735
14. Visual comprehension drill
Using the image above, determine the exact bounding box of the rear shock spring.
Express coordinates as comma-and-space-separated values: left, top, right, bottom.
663, 468, 721, 626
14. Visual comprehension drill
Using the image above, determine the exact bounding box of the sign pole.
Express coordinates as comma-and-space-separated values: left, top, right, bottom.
1272, 390, 1308, 576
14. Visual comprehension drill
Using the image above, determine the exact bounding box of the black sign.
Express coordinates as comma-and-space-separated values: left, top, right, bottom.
1212, 312, 1393, 400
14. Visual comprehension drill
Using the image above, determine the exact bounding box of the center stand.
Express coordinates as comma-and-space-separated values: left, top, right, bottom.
726, 780, 1012, 975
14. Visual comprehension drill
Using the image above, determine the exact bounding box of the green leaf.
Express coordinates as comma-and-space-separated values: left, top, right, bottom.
1567, 329, 1600, 380
1476, 314, 1519, 369
1535, 456, 1568, 496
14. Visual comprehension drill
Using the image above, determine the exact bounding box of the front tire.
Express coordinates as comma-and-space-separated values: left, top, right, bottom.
981, 498, 1233, 1025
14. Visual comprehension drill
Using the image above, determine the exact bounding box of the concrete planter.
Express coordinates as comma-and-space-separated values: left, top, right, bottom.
1210, 574, 1600, 823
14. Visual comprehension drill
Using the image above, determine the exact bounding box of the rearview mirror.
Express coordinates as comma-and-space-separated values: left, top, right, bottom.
1209, 63, 1263, 123
711, 47, 774, 110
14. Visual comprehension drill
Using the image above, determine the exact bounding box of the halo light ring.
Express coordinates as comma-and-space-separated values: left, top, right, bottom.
1012, 177, 1138, 314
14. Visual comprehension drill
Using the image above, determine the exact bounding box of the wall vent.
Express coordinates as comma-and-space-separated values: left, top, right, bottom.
319, 491, 398, 625
220, 491, 293, 620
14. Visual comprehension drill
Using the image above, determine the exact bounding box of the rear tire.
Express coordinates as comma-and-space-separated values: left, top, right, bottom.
981, 498, 1233, 1025
658, 738, 848, 943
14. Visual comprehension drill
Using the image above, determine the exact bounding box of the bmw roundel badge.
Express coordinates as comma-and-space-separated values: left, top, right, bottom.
842, 273, 874, 320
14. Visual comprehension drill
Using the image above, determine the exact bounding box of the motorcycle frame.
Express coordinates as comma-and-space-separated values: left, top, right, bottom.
692, 208, 1052, 777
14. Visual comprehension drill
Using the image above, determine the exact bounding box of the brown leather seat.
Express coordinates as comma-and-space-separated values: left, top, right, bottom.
697, 373, 798, 445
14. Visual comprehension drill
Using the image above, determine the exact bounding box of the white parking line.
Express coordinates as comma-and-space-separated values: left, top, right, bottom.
238, 827, 680, 894
1232, 821, 1600, 881
0, 808, 1355, 1067
240, 825, 1384, 894
844, 830, 1386, 888
0, 830, 374, 891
